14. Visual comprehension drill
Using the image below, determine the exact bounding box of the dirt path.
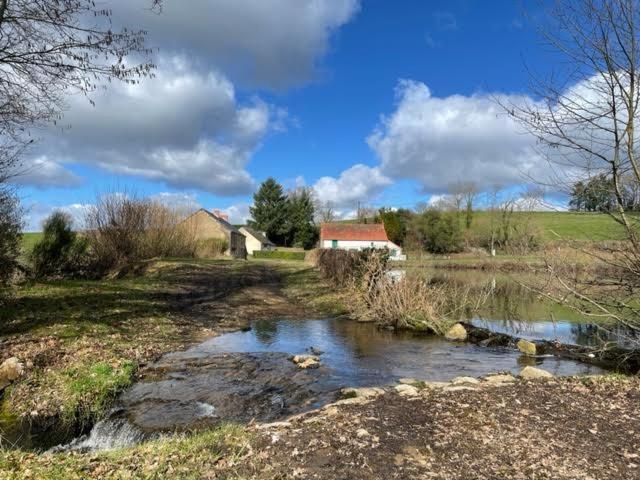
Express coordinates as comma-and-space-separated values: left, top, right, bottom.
236, 377, 640, 480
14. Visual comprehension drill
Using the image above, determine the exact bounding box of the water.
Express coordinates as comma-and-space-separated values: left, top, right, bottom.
36, 269, 634, 452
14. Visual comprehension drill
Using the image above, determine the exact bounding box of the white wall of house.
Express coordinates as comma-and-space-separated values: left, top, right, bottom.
239, 227, 275, 255
320, 239, 405, 260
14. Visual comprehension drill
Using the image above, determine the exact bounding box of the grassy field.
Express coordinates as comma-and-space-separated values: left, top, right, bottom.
342, 211, 629, 242
19, 232, 43, 257
468, 211, 628, 241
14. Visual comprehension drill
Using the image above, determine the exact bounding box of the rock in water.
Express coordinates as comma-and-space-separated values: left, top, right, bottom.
520, 366, 553, 379
445, 323, 467, 341
517, 339, 537, 356
0, 357, 24, 390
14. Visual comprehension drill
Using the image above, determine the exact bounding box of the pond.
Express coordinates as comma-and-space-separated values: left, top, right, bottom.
12, 269, 633, 452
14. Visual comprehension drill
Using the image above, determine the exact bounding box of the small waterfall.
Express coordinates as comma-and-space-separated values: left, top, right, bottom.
50, 417, 147, 453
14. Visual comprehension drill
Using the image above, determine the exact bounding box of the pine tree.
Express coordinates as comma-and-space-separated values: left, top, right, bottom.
249, 178, 288, 245
287, 187, 318, 249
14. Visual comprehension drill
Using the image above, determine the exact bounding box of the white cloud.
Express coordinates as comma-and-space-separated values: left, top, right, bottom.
23, 202, 91, 232
35, 59, 279, 194
10, 156, 81, 188
312, 164, 392, 208
114, 0, 360, 90
367, 80, 546, 193
224, 202, 252, 225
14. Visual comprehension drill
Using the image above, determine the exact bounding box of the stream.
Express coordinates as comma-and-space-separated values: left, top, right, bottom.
10, 270, 638, 453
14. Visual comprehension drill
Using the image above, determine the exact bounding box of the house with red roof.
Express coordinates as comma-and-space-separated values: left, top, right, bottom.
319, 223, 405, 260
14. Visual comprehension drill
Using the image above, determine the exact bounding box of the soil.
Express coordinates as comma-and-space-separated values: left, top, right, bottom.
235, 377, 640, 480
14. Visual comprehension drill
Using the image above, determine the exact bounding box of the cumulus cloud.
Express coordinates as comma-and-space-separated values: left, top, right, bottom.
114, 0, 360, 90
312, 164, 392, 208
35, 59, 278, 194
10, 156, 81, 188
23, 202, 91, 232
224, 202, 252, 225
367, 80, 545, 193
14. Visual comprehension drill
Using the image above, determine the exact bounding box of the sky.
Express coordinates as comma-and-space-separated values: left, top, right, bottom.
15, 0, 562, 230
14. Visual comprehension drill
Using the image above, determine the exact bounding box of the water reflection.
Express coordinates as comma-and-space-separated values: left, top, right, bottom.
188, 317, 604, 387
412, 269, 639, 348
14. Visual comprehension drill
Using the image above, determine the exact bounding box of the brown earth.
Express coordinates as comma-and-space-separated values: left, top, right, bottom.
235, 377, 640, 480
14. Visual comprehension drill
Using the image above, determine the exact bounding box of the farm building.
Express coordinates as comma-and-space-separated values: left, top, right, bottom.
239, 226, 276, 255
182, 208, 246, 259
320, 223, 405, 260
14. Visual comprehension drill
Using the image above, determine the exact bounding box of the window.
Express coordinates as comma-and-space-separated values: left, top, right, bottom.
331, 240, 338, 249
390, 249, 397, 257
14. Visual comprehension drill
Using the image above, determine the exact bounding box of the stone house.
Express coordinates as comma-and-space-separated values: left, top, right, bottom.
182, 208, 246, 258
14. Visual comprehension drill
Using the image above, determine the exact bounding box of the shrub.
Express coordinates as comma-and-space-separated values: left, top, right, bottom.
253, 250, 306, 261
84, 194, 197, 272
314, 248, 388, 287
0, 188, 22, 286
31, 211, 89, 278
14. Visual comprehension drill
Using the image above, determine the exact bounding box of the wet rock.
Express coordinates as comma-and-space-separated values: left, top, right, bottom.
394, 384, 419, 396
308, 347, 324, 356
484, 373, 516, 384
0, 357, 24, 390
445, 323, 467, 341
520, 366, 553, 379
340, 387, 384, 400
451, 376, 480, 385
517, 339, 537, 356
291, 355, 320, 369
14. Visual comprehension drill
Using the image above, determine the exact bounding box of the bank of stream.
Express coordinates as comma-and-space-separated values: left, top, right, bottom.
4, 265, 636, 454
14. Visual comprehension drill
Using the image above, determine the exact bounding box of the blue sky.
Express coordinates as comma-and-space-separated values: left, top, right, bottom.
15, 0, 561, 230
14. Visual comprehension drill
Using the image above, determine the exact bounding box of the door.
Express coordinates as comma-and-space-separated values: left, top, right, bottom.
331, 240, 338, 249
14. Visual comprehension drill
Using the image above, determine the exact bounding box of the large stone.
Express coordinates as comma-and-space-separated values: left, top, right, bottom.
394, 384, 419, 396
445, 323, 467, 341
0, 357, 24, 390
484, 374, 516, 384
519, 366, 553, 379
451, 376, 480, 386
340, 387, 385, 399
517, 339, 537, 356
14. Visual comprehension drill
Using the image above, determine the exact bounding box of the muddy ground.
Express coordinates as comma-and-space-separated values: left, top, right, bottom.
236, 377, 640, 480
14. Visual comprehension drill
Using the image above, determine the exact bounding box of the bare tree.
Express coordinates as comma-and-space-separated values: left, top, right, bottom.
505, 0, 640, 329
315, 200, 336, 223
0, 0, 158, 182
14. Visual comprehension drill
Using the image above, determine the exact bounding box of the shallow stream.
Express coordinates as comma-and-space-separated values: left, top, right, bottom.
10, 269, 636, 452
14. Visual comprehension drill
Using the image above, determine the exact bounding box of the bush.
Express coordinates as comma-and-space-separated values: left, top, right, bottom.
253, 250, 305, 261
413, 209, 462, 254
0, 188, 22, 286
84, 194, 197, 272
314, 248, 388, 287
31, 211, 89, 278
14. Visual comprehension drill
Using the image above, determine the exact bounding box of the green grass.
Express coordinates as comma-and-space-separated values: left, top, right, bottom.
20, 232, 43, 257
0, 424, 250, 479
469, 211, 628, 241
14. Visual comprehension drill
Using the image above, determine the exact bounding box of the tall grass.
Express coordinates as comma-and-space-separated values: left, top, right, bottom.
314, 249, 476, 333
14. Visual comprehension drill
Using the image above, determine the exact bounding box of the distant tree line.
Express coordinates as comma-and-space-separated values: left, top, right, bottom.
569, 174, 640, 212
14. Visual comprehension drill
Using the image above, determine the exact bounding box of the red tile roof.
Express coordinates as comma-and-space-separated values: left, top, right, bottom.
321, 223, 389, 242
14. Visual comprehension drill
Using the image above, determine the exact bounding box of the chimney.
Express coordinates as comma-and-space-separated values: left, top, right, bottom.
212, 209, 229, 222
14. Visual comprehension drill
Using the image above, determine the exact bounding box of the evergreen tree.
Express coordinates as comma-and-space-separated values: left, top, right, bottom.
249, 178, 288, 245
287, 187, 318, 249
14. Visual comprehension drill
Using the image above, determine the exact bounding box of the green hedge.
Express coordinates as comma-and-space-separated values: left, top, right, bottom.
253, 250, 306, 261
